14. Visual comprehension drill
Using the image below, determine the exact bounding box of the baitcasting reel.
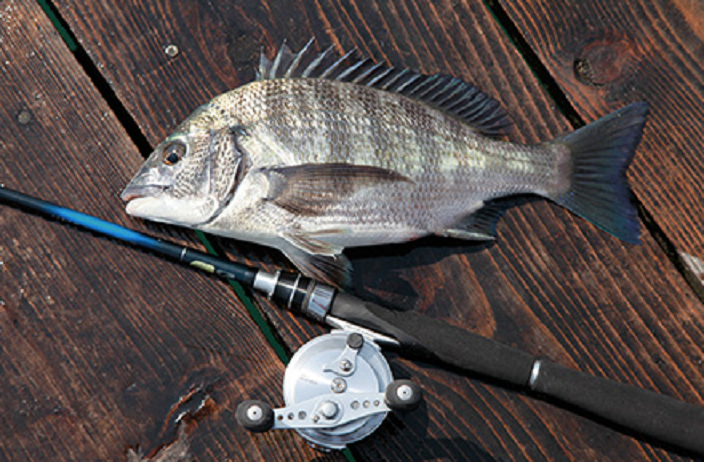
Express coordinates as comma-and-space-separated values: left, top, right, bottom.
236, 331, 422, 450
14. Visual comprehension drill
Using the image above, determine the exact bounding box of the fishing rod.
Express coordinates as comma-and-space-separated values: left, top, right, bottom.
1, 184, 704, 455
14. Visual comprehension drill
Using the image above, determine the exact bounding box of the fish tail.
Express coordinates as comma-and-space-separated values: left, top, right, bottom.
548, 102, 649, 244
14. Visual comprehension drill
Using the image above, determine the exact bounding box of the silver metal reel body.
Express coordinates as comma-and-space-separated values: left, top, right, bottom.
237, 330, 421, 451
283, 330, 392, 449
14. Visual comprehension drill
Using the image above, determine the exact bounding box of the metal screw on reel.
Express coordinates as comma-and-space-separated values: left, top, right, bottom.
236, 331, 422, 450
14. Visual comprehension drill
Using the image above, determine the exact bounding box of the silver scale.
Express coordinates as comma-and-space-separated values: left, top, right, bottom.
236, 331, 422, 450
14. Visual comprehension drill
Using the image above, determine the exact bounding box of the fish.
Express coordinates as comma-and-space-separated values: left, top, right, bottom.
121, 39, 649, 287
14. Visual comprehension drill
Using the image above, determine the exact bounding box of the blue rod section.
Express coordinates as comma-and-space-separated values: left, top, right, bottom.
48, 201, 164, 250
0, 185, 257, 284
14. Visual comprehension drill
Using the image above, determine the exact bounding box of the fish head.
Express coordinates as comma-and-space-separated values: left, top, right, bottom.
121, 103, 248, 226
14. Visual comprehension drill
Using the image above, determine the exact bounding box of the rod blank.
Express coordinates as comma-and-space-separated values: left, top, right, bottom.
0, 186, 257, 284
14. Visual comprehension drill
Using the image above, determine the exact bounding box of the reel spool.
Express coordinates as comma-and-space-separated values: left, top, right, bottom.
237, 331, 422, 450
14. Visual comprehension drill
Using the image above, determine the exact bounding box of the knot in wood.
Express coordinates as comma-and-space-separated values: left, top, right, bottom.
573, 35, 638, 87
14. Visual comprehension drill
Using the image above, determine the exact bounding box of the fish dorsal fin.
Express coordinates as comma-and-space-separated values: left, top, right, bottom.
257, 40, 512, 138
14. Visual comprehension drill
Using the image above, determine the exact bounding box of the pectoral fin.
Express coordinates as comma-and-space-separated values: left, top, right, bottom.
263, 163, 411, 216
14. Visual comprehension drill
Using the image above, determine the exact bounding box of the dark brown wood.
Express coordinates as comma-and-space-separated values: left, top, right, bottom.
0, 2, 335, 461
34, 0, 704, 459
496, 0, 704, 296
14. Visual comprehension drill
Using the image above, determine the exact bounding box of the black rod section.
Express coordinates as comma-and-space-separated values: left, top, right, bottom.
530, 359, 704, 455
328, 292, 704, 455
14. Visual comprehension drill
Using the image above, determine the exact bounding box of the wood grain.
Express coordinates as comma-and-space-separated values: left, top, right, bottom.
0, 2, 335, 461
49, 0, 704, 460
495, 0, 704, 294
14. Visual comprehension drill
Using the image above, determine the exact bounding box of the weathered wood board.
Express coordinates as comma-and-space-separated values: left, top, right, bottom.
0, 2, 337, 460
2, 0, 700, 459
496, 0, 704, 295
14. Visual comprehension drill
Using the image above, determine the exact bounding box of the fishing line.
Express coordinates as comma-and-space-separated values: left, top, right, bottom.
2, 184, 704, 455
194, 229, 291, 364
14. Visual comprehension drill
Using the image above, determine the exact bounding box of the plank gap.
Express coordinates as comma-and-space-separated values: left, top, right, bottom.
37, 0, 153, 157
36, 0, 77, 51
195, 231, 293, 365
638, 203, 704, 302
482, 0, 584, 128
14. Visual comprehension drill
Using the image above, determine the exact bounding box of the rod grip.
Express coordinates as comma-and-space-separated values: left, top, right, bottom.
530, 360, 704, 455
329, 293, 704, 454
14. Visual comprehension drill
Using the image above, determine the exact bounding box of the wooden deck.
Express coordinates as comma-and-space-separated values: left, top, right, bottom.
1, 0, 703, 460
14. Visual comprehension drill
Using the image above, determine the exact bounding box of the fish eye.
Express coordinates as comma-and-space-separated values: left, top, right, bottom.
162, 141, 186, 165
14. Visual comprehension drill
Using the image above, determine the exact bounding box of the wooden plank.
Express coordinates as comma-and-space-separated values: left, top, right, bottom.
0, 2, 334, 461
495, 0, 704, 294
52, 0, 704, 459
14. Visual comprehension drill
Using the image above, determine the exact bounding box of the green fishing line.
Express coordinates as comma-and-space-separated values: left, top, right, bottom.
195, 231, 290, 364
37, 0, 78, 51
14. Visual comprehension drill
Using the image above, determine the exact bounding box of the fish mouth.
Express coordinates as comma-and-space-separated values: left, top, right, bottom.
120, 185, 167, 202
121, 184, 174, 221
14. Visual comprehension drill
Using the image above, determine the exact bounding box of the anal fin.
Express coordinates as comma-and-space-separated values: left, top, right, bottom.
442, 198, 523, 241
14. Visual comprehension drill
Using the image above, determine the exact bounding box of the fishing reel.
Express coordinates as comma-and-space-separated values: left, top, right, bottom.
236, 330, 422, 450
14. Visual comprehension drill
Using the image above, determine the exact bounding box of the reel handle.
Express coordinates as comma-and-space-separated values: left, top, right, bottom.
385, 379, 422, 412
236, 400, 275, 433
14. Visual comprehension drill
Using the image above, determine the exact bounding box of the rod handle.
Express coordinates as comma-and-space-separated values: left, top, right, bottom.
329, 293, 704, 455
529, 360, 704, 455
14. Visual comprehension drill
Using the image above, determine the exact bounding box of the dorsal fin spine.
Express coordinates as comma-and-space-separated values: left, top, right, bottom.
414, 76, 447, 100
351, 62, 384, 84
284, 38, 315, 78
435, 85, 464, 106
365, 66, 395, 87
433, 78, 463, 104
319, 49, 356, 79
446, 90, 480, 113
380, 69, 410, 91
394, 74, 423, 93
301, 45, 334, 78
335, 58, 371, 81
269, 44, 286, 79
